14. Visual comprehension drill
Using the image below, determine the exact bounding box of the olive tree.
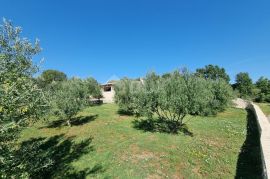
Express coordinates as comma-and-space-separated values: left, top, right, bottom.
85, 77, 102, 99
50, 77, 101, 126
135, 71, 214, 127
51, 79, 89, 127
0, 19, 48, 178
119, 70, 233, 133
114, 78, 143, 114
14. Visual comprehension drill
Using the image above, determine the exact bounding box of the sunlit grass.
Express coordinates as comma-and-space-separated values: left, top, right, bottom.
256, 102, 270, 116
20, 104, 261, 178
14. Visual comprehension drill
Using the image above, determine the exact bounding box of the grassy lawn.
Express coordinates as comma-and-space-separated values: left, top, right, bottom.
19, 104, 262, 178
256, 102, 270, 116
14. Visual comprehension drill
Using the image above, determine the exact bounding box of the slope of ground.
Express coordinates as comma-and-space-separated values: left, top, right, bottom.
19, 104, 262, 178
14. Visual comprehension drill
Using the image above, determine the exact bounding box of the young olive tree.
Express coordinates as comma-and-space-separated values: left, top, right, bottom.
114, 78, 143, 114
0, 19, 48, 178
136, 71, 213, 126
85, 77, 102, 99
128, 70, 233, 132
51, 79, 89, 127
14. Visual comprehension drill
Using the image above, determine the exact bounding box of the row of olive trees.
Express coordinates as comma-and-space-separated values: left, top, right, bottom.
0, 19, 102, 178
45, 76, 101, 127
115, 70, 233, 130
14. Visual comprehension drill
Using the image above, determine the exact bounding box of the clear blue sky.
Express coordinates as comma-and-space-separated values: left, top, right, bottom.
1, 0, 270, 83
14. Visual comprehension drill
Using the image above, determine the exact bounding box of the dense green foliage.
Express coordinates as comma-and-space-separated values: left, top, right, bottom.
235, 72, 253, 98
0, 19, 48, 178
115, 70, 233, 132
114, 78, 142, 114
85, 77, 102, 98
255, 77, 270, 102
49, 78, 101, 127
0, 19, 101, 178
38, 69, 67, 87
196, 64, 230, 83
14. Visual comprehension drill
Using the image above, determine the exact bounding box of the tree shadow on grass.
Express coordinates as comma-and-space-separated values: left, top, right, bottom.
132, 118, 193, 136
235, 109, 263, 179
117, 109, 134, 116
45, 115, 98, 128
8, 134, 104, 178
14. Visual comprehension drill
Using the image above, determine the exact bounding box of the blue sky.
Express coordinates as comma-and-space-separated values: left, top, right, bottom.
1, 0, 270, 83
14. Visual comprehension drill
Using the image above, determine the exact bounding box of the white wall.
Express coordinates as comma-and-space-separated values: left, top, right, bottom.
101, 86, 115, 103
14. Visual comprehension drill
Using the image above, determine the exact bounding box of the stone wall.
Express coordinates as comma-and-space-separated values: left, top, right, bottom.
247, 102, 270, 179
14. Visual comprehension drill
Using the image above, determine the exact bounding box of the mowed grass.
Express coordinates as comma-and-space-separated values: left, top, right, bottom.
256, 102, 270, 116
20, 104, 262, 178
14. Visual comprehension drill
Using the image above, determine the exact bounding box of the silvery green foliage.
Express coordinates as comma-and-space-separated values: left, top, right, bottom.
0, 19, 48, 178
84, 77, 102, 98
136, 71, 214, 124
50, 79, 89, 126
208, 79, 233, 114
0, 18, 47, 130
114, 78, 143, 114
116, 70, 233, 127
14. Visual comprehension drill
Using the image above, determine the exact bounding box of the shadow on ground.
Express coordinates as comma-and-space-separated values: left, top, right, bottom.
117, 109, 134, 116
45, 115, 98, 128
8, 134, 104, 178
235, 109, 263, 179
132, 118, 193, 136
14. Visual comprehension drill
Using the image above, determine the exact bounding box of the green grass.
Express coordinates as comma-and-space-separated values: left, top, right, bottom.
256, 102, 270, 116
19, 104, 262, 178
